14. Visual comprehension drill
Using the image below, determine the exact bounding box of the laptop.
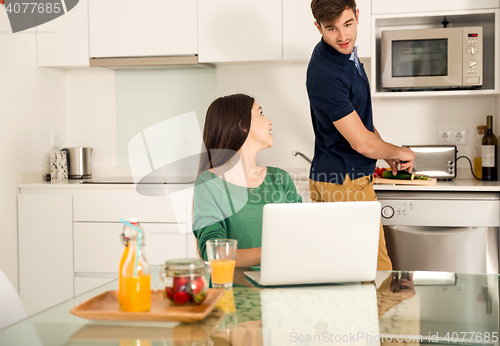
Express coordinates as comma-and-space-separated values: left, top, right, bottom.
244, 201, 381, 286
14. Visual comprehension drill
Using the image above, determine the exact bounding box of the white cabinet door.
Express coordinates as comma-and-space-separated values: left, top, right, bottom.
355, 0, 371, 58
283, 0, 371, 60
89, 0, 197, 58
74, 277, 115, 296
73, 193, 186, 223
283, 0, 321, 60
18, 194, 73, 316
198, 0, 282, 62
74, 223, 188, 273
372, 0, 500, 14
36, 0, 89, 67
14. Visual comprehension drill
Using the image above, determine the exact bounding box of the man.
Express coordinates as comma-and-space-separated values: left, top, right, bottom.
306, 0, 415, 270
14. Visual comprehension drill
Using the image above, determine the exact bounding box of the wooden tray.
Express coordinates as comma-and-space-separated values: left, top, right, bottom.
70, 309, 225, 341
70, 289, 224, 323
374, 177, 437, 186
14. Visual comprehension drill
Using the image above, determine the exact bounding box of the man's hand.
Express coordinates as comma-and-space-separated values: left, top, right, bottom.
385, 147, 415, 175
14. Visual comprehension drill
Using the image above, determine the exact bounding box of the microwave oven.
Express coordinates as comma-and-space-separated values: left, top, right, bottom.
381, 26, 483, 90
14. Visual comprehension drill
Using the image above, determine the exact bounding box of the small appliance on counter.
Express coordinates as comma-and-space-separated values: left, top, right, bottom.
63, 147, 93, 179
404, 145, 457, 180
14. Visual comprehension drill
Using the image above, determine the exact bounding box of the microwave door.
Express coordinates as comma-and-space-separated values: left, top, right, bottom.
381, 27, 463, 89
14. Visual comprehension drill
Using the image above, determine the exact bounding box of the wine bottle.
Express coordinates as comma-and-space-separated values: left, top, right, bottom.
474, 125, 486, 179
482, 115, 497, 181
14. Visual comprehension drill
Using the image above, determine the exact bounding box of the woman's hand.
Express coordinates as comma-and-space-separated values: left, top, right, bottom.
235, 248, 261, 267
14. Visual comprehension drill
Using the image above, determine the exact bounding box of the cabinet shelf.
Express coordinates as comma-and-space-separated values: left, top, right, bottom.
372, 89, 499, 99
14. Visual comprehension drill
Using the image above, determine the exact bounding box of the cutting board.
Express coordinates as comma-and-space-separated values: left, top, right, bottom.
374, 177, 437, 186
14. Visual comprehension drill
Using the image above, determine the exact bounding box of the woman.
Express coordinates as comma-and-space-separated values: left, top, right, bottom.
192, 94, 302, 267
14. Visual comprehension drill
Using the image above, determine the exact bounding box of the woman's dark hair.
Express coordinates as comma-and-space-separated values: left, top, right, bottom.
194, 94, 255, 259
311, 0, 357, 26
198, 93, 255, 174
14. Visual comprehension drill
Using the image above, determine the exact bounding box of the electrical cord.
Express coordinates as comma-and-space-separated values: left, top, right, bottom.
457, 156, 482, 180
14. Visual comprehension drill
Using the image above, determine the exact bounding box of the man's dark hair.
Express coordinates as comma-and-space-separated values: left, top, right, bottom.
311, 0, 357, 26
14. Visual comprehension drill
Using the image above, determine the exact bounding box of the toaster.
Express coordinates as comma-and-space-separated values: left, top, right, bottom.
404, 145, 457, 180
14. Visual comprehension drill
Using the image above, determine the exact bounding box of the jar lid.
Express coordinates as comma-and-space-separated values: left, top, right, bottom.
164, 258, 206, 272
477, 125, 487, 134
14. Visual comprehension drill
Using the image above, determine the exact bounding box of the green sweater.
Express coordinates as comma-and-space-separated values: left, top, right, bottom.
192, 166, 302, 260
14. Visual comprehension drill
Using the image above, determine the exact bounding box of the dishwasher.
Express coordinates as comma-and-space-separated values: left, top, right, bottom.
377, 191, 500, 274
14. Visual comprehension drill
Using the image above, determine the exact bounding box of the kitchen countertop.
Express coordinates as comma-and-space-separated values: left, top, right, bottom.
373, 178, 500, 192
18, 177, 500, 192
16, 169, 500, 192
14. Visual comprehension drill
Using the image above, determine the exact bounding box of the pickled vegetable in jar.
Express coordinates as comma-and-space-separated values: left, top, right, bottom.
161, 259, 209, 306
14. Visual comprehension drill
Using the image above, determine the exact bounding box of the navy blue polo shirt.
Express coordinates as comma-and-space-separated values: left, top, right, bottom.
306, 38, 376, 184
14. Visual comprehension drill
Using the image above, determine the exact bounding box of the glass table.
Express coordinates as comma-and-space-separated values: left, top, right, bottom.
0, 269, 499, 346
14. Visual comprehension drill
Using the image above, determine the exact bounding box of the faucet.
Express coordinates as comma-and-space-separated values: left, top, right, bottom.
292, 151, 312, 164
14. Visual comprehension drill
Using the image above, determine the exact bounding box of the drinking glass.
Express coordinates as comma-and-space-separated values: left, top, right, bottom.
206, 239, 238, 288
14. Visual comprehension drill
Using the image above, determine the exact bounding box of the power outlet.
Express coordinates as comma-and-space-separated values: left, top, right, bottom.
437, 129, 467, 145
451, 129, 467, 145
50, 132, 59, 149
437, 129, 451, 143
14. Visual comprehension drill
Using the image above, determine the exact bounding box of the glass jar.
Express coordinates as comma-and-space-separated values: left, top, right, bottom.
160, 259, 210, 306
119, 221, 151, 312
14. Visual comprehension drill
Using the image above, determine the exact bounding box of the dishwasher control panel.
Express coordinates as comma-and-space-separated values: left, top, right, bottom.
378, 199, 500, 227
381, 204, 412, 218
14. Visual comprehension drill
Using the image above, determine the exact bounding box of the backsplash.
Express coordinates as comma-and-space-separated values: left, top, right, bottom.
65, 62, 498, 179
115, 67, 217, 168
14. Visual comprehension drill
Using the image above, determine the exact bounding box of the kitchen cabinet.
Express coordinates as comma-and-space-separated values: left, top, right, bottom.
73, 193, 186, 223
356, 0, 371, 58
283, 0, 371, 60
88, 0, 197, 58
18, 194, 74, 316
74, 277, 114, 297
72, 191, 193, 293
17, 185, 196, 315
372, 0, 500, 15
198, 0, 282, 63
282, 0, 320, 61
36, 0, 89, 67
74, 223, 188, 272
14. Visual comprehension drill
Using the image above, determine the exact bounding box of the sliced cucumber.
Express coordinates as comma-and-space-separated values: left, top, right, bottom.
381, 170, 429, 180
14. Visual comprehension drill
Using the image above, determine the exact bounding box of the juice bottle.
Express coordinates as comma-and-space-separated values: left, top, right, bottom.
119, 219, 151, 312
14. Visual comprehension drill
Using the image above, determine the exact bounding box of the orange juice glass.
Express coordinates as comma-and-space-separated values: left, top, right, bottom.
210, 259, 236, 285
206, 239, 238, 288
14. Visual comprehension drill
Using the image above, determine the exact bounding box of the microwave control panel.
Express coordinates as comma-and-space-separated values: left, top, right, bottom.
463, 26, 483, 86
